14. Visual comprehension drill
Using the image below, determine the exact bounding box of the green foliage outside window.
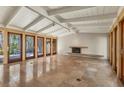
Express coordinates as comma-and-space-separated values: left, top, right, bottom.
9, 34, 20, 55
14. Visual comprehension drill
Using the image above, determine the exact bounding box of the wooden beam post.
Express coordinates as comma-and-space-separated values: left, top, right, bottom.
22, 33, 25, 61
44, 37, 46, 57
35, 35, 38, 58
116, 23, 121, 78
51, 38, 53, 56
112, 30, 116, 70
3, 29, 9, 64
3, 28, 8, 64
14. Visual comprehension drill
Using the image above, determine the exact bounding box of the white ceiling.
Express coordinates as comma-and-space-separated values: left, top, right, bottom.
41, 24, 62, 34
29, 18, 52, 31
59, 6, 119, 19
9, 7, 39, 28
0, 6, 120, 37
0, 6, 17, 24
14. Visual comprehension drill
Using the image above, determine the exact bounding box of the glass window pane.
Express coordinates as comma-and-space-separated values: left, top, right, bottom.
0, 32, 3, 63
37, 37, 43, 56
26, 36, 34, 58
46, 39, 51, 55
9, 33, 22, 62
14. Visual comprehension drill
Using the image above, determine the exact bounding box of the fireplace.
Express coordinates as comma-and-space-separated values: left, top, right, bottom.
72, 47, 81, 53
70, 46, 88, 54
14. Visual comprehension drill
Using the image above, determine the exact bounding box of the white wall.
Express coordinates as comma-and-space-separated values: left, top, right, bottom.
57, 33, 108, 59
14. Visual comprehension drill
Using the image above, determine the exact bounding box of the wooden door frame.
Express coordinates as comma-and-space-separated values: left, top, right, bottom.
119, 20, 124, 82
121, 20, 124, 81
53, 39, 57, 55
109, 33, 112, 65
111, 32, 113, 66
114, 27, 117, 72
46, 38, 51, 56
25, 35, 35, 60
8, 32, 22, 63
37, 36, 44, 57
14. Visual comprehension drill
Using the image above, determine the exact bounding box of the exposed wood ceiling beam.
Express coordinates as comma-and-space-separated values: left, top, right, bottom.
57, 31, 74, 37
54, 15, 64, 22
78, 31, 108, 34
23, 16, 44, 30
75, 26, 109, 29
77, 26, 109, 30
79, 31, 108, 33
26, 30, 36, 32
48, 6, 96, 16
74, 23, 111, 27
60, 13, 117, 23
25, 6, 70, 31
77, 28, 108, 31
54, 16, 77, 33
46, 27, 63, 34
70, 19, 113, 25
66, 23, 79, 32
4, 6, 22, 27
36, 23, 54, 33
53, 29, 66, 35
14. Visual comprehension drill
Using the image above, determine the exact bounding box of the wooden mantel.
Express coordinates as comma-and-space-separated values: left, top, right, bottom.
69, 46, 88, 48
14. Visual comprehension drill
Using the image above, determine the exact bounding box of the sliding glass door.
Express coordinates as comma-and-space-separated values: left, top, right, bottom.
25, 35, 35, 59
46, 38, 51, 56
0, 32, 3, 63
53, 39, 57, 54
37, 37, 44, 57
8, 33, 22, 63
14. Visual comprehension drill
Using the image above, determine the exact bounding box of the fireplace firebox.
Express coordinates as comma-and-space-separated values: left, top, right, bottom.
72, 47, 81, 53
70, 46, 88, 54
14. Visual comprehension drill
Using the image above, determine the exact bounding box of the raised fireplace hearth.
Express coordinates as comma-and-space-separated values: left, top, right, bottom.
70, 46, 88, 54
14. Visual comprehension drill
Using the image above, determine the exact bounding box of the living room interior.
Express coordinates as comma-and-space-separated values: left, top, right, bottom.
0, 6, 124, 87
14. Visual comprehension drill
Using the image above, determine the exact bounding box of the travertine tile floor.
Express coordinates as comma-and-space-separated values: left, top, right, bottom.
0, 55, 123, 87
